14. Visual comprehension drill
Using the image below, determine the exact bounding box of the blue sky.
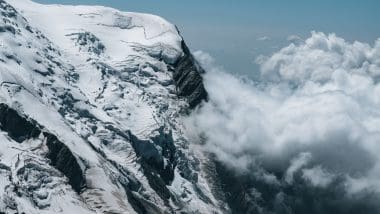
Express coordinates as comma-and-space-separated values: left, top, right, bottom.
35, 0, 380, 76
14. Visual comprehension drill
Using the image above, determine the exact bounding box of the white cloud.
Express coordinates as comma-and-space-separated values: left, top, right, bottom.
257, 36, 271, 41
186, 32, 380, 200
302, 166, 335, 188
192, 50, 216, 69
287, 34, 302, 43
285, 152, 312, 184
260, 31, 380, 85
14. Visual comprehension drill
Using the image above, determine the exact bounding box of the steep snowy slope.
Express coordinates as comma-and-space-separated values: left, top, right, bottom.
0, 0, 217, 213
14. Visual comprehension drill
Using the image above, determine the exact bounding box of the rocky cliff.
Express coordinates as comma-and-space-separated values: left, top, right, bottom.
0, 0, 218, 213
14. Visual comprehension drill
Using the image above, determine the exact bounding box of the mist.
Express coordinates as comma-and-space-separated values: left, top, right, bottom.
185, 32, 380, 213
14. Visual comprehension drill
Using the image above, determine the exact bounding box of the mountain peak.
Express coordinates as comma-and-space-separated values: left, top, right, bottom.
0, 0, 211, 213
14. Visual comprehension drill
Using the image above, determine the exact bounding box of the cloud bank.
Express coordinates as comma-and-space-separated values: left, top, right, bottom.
186, 32, 380, 213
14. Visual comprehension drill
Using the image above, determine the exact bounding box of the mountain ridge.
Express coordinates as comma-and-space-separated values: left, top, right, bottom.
0, 0, 217, 213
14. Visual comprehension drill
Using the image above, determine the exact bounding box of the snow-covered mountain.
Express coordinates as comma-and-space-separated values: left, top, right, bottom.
0, 0, 222, 213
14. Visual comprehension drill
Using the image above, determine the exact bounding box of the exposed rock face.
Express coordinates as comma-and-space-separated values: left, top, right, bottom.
128, 127, 176, 203
173, 41, 208, 108
0, 0, 221, 213
0, 103, 41, 143
214, 161, 263, 214
44, 132, 86, 193
0, 103, 86, 194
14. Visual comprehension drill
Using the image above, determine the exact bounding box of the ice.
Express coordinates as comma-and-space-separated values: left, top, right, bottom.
0, 0, 220, 213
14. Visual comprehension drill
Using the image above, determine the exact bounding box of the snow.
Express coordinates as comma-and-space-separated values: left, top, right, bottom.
5, 0, 185, 139
0, 0, 221, 213
0, 132, 94, 214
7, 0, 182, 61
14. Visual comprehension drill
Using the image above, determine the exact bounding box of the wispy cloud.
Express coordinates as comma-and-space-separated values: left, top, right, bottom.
257, 36, 271, 41
287, 34, 302, 43
186, 32, 380, 212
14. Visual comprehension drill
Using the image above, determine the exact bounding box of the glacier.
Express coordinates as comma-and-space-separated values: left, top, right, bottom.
3, 0, 380, 213
0, 0, 220, 213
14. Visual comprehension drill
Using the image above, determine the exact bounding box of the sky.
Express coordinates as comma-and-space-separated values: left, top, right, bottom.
30, 1, 380, 211
34, 0, 380, 77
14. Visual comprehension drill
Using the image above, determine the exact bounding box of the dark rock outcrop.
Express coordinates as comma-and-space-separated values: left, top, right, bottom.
128, 128, 176, 202
0, 103, 85, 194
0, 25, 16, 34
173, 40, 208, 109
0, 103, 41, 143
0, 0, 17, 19
44, 132, 86, 193
214, 159, 380, 214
